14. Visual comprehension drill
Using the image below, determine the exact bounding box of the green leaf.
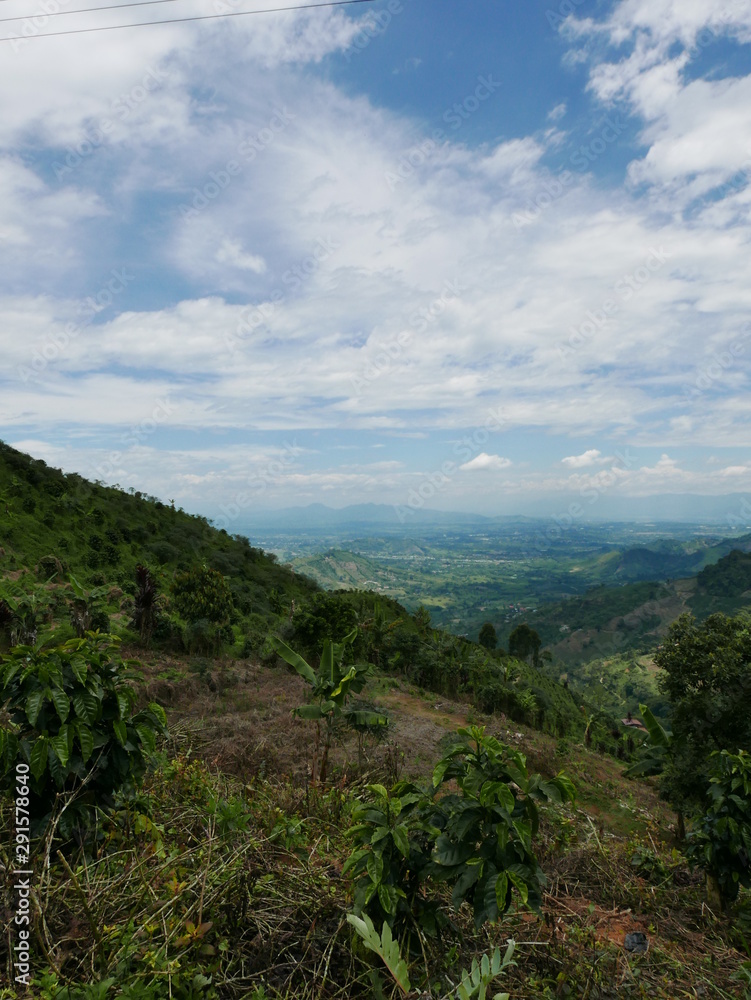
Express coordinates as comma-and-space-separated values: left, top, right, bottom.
452, 862, 481, 908
391, 824, 410, 858
77, 723, 94, 764
346, 914, 411, 995
135, 724, 156, 754
495, 871, 510, 913
367, 850, 384, 884
112, 719, 127, 747
269, 635, 316, 685
148, 702, 168, 729
25, 689, 46, 727
370, 826, 391, 846
30, 736, 48, 780
434, 835, 473, 867
50, 725, 72, 768
639, 704, 671, 748
116, 691, 130, 721
482, 781, 515, 813
508, 870, 530, 905
377, 882, 398, 916
432, 759, 450, 788
72, 689, 99, 725
70, 656, 88, 685
294, 704, 323, 720
50, 687, 70, 723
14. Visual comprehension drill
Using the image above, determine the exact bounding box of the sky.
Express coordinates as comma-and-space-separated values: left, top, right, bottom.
2, 0, 751, 523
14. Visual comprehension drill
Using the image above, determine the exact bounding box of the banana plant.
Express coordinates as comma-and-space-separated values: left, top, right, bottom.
624, 705, 685, 839
624, 705, 671, 778
269, 630, 388, 782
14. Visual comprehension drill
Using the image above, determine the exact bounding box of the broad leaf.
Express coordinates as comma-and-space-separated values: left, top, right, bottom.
77, 723, 94, 764
294, 704, 323, 720
116, 691, 131, 721
391, 824, 410, 859
50, 725, 72, 768
268, 635, 316, 685
25, 689, 46, 727
640, 704, 671, 748
72, 689, 99, 726
434, 834, 473, 868
50, 687, 70, 724
135, 724, 156, 754
30, 736, 48, 780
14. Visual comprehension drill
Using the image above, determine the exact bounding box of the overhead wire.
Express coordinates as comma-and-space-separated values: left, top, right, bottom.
0, 0, 377, 41
0, 0, 186, 23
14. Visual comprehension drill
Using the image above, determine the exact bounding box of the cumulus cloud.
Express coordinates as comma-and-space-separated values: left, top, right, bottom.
459, 453, 513, 472
561, 449, 610, 468
3, 1, 751, 513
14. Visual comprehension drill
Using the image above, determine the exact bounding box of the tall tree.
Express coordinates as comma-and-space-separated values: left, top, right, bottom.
478, 622, 497, 651
653, 612, 751, 813
508, 623, 541, 668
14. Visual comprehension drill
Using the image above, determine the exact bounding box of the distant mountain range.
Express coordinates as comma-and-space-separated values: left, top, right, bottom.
239, 494, 751, 530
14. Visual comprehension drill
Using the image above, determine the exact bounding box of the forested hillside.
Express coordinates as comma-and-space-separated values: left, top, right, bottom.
1, 442, 750, 999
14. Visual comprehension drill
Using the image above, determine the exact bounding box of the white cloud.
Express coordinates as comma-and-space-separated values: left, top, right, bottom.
459, 453, 512, 472
3, 2, 751, 511
215, 239, 266, 273
548, 102, 567, 121
561, 449, 609, 468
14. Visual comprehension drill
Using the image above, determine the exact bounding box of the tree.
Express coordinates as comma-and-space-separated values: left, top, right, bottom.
478, 623, 497, 651
170, 564, 234, 652
508, 623, 541, 668
653, 612, 751, 813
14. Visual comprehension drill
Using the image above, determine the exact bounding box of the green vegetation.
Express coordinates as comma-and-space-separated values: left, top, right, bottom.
0, 440, 319, 626
652, 612, 751, 814
1, 441, 750, 998
345, 727, 574, 944
697, 550, 751, 596
0, 634, 166, 837
685, 749, 751, 909
270, 630, 387, 782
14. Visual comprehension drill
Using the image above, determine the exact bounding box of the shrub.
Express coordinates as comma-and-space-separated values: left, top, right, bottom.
170, 565, 233, 627
170, 565, 234, 654
685, 749, 751, 909
0, 635, 167, 836
345, 725, 575, 940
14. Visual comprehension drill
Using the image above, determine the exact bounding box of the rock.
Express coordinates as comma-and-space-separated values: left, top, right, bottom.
624, 932, 648, 953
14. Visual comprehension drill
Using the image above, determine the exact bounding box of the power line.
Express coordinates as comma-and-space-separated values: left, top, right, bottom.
0, 0, 377, 41
0, 0, 181, 23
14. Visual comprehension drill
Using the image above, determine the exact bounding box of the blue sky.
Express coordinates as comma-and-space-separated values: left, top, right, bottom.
2, 0, 751, 520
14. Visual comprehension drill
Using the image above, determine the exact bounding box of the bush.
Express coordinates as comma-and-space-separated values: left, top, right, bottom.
0, 635, 167, 836
345, 725, 575, 941
685, 749, 751, 908
170, 565, 233, 630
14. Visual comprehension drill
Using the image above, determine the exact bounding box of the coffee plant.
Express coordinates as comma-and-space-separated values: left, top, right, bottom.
345, 726, 575, 938
0, 634, 167, 835
685, 748, 751, 908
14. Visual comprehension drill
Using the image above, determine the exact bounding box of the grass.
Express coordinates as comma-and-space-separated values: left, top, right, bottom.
1, 709, 747, 999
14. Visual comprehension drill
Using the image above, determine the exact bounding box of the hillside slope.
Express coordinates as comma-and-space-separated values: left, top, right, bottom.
0, 439, 319, 618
